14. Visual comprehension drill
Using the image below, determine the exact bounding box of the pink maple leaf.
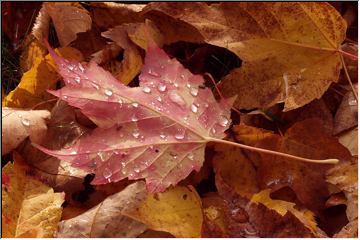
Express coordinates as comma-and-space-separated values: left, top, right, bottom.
36, 41, 234, 192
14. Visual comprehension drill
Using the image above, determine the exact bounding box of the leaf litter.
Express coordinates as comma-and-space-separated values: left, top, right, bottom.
1, 2, 358, 238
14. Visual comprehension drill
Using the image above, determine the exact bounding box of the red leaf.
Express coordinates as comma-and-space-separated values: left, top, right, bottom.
36, 42, 234, 192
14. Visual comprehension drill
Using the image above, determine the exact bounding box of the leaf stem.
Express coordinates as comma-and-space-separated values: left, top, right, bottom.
207, 137, 339, 164
340, 54, 358, 102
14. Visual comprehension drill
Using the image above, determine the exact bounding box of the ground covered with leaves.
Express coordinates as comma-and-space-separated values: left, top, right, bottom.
1, 2, 358, 238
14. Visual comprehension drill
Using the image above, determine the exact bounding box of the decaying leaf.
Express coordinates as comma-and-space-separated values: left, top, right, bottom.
36, 41, 233, 192
327, 160, 358, 238
2, 108, 50, 155
3, 47, 83, 108
33, 2, 92, 46
144, 2, 346, 111
333, 84, 358, 135
1, 152, 64, 238
57, 181, 147, 237
124, 185, 203, 238
253, 119, 351, 212
201, 193, 228, 237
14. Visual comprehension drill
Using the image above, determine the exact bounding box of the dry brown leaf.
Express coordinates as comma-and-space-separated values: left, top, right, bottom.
333, 84, 358, 135
233, 124, 274, 146
20, 36, 47, 72
213, 142, 259, 198
201, 193, 228, 237
124, 185, 203, 238
144, 2, 346, 111
90, 2, 145, 31
126, 19, 164, 50
38, 2, 92, 46
1, 152, 64, 238
57, 181, 147, 238
3, 47, 83, 109
338, 128, 358, 156
253, 119, 352, 212
2, 108, 50, 155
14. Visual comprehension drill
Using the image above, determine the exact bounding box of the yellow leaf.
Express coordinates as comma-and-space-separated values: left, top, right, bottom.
127, 19, 164, 50
251, 189, 318, 234
3, 47, 83, 109
20, 37, 47, 72
124, 185, 203, 238
1, 152, 64, 238
145, 2, 347, 111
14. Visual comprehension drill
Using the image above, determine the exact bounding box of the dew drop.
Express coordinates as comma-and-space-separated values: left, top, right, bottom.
170, 152, 178, 159
190, 87, 198, 96
68, 65, 75, 71
131, 114, 138, 122
104, 89, 113, 97
160, 65, 165, 69
148, 68, 160, 77
187, 153, 194, 160
103, 167, 112, 179
121, 162, 126, 167
218, 115, 230, 127
348, 98, 357, 106
143, 86, 151, 93
186, 83, 191, 88
160, 133, 167, 140
211, 127, 217, 135
132, 102, 139, 108
134, 168, 140, 173
157, 96, 163, 102
191, 104, 198, 113
174, 83, 179, 88
118, 98, 123, 104
70, 150, 77, 155
21, 118, 30, 126
132, 130, 140, 138
169, 91, 186, 106
78, 63, 85, 72
158, 84, 167, 92
121, 169, 127, 175
175, 128, 186, 140
181, 74, 185, 79
74, 76, 81, 83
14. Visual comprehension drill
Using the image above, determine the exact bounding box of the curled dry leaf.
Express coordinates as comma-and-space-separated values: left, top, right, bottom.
327, 160, 358, 237
57, 181, 148, 238
1, 152, 64, 238
33, 2, 92, 46
2, 108, 50, 155
123, 185, 203, 238
144, 2, 346, 111
3, 47, 83, 109
36, 41, 233, 192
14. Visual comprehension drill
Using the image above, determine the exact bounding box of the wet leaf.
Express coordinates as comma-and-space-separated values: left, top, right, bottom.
124, 185, 203, 238
36, 41, 233, 192
144, 2, 346, 111
1, 152, 64, 238
57, 181, 147, 237
3, 47, 83, 108
2, 108, 50, 155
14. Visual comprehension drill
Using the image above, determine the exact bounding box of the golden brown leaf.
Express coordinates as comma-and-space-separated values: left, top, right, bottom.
145, 2, 346, 111
124, 185, 203, 238
233, 124, 274, 146
20, 37, 47, 72
3, 47, 83, 108
1, 152, 64, 238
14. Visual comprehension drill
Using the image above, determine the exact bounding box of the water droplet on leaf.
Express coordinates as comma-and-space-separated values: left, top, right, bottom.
148, 68, 160, 77
157, 96, 163, 102
143, 86, 151, 93
105, 89, 113, 97
103, 167, 112, 179
190, 87, 198, 96
191, 104, 198, 113
169, 91, 186, 106
132, 130, 140, 138
175, 128, 186, 140
132, 102, 139, 108
131, 114, 138, 122
218, 115, 230, 127
21, 118, 30, 126
74, 76, 81, 83
158, 84, 167, 92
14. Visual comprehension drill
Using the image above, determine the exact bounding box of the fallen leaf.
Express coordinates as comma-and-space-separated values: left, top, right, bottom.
327, 160, 358, 230
213, 142, 259, 198
333, 84, 358, 134
338, 128, 358, 156
144, 2, 346, 111
215, 176, 320, 237
20, 36, 47, 72
233, 124, 274, 146
36, 41, 233, 192
1, 152, 64, 238
201, 193, 228, 237
251, 189, 318, 235
2, 108, 50, 155
124, 185, 203, 238
126, 19, 164, 50
90, 2, 145, 31
57, 181, 148, 237
3, 47, 83, 108
37, 2, 92, 46
253, 119, 351, 212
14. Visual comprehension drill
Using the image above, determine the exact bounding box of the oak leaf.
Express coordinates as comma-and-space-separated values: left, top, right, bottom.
36, 42, 233, 192
2, 108, 50, 155
144, 2, 347, 111
57, 181, 148, 237
3, 47, 83, 108
123, 185, 203, 238
1, 152, 64, 238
